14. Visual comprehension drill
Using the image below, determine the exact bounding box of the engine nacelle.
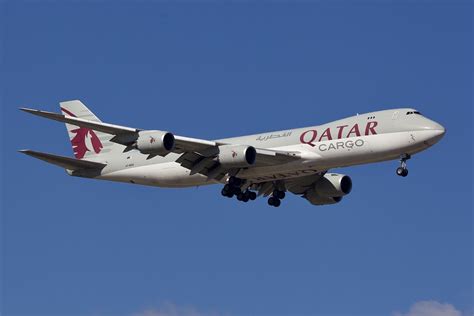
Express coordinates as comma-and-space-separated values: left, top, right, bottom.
305, 194, 343, 206
304, 173, 352, 206
218, 145, 257, 168
136, 130, 175, 155
314, 173, 352, 197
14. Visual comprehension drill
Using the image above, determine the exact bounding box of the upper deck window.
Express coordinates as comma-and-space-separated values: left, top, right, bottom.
406, 111, 422, 115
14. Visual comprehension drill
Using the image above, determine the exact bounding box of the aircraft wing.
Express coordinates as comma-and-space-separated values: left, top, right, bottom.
20, 108, 222, 151
21, 107, 302, 180
20, 108, 139, 135
175, 147, 300, 181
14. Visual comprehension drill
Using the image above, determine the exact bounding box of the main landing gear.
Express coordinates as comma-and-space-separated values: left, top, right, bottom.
221, 177, 286, 206
396, 154, 410, 177
267, 189, 285, 207
221, 177, 257, 202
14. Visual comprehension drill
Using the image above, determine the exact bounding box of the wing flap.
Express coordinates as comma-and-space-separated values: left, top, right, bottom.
254, 148, 300, 165
19, 150, 106, 171
174, 135, 222, 154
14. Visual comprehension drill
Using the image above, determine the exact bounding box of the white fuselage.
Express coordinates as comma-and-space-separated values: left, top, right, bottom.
96, 108, 445, 187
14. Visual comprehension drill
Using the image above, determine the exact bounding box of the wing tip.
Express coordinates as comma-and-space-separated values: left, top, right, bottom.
19, 107, 37, 113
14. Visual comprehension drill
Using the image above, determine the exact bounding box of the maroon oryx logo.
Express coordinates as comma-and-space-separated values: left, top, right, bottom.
149, 136, 156, 144
231, 150, 237, 158
61, 107, 103, 159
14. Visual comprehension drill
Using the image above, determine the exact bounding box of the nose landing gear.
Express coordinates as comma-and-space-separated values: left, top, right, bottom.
396, 154, 410, 177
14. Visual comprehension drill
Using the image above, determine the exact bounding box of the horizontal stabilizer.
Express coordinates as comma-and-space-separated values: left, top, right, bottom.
19, 150, 106, 171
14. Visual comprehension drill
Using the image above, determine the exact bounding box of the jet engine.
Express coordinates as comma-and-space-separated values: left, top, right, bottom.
218, 145, 257, 168
304, 173, 352, 206
135, 130, 175, 155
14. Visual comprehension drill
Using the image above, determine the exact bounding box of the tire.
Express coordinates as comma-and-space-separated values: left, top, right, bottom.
277, 191, 286, 199
249, 192, 257, 200
268, 197, 275, 206
396, 167, 405, 176
237, 193, 244, 201
273, 198, 281, 207
402, 169, 409, 177
229, 177, 242, 187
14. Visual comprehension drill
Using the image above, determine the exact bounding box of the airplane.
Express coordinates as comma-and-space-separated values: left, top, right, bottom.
19, 100, 445, 207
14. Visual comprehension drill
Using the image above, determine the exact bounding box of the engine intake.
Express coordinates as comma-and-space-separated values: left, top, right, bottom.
136, 130, 175, 155
218, 145, 256, 167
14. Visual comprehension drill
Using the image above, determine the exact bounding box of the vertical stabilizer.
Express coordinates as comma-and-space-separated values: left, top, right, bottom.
60, 100, 121, 161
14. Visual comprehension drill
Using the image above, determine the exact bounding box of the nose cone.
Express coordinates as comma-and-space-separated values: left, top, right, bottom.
428, 119, 445, 134
430, 121, 445, 132
426, 120, 446, 145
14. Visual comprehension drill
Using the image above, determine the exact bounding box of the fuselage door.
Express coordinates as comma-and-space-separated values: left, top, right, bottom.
392, 111, 399, 120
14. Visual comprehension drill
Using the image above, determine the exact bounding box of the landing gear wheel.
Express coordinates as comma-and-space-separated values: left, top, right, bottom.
268, 197, 281, 207
228, 176, 242, 187
222, 184, 237, 198
237, 192, 244, 201
396, 167, 404, 176
249, 191, 257, 201
396, 154, 410, 177
396, 167, 408, 177
221, 187, 230, 197
242, 191, 250, 202
273, 190, 286, 199
268, 197, 275, 206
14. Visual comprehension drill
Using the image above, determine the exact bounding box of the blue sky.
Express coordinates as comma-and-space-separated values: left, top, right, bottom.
1, 1, 472, 315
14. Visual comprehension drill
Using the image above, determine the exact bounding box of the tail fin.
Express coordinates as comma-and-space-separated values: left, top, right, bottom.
59, 100, 121, 161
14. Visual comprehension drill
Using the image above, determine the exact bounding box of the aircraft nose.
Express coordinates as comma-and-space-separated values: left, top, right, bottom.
425, 120, 446, 145
429, 121, 446, 136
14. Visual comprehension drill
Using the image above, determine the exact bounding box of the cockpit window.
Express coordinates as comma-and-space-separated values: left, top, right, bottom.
406, 111, 422, 115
